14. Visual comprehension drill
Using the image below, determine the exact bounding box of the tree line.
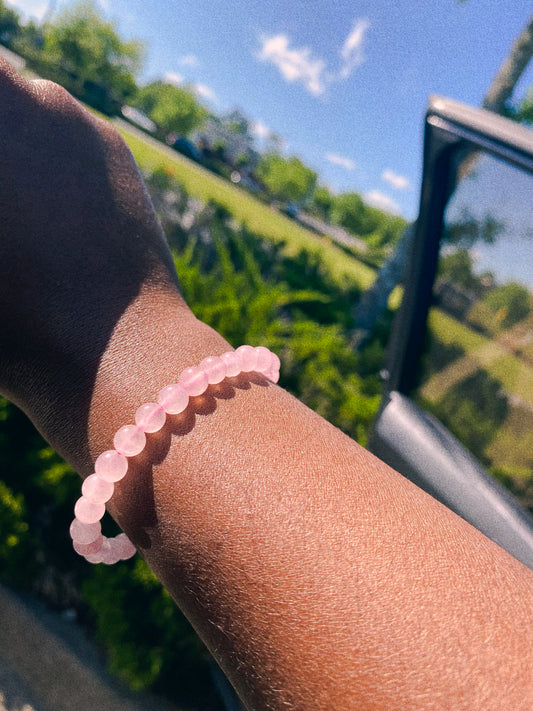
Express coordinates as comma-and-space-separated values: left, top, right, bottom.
0, 0, 407, 261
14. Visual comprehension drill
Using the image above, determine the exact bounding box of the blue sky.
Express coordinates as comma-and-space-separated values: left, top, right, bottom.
8, 0, 533, 219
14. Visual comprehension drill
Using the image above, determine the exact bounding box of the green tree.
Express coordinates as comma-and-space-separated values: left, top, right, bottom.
372, 213, 408, 248
354, 9, 533, 344
257, 152, 317, 205
439, 248, 479, 291
483, 12, 533, 114
483, 281, 531, 328
134, 80, 207, 137
444, 210, 503, 248
311, 185, 334, 221
0, 0, 21, 46
511, 90, 533, 123
222, 108, 251, 135
42, 0, 143, 107
330, 192, 377, 236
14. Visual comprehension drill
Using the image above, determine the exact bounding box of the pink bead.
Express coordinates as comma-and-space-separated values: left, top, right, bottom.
135, 402, 166, 432
179, 366, 209, 396
270, 352, 281, 371
114, 533, 137, 560
82, 474, 114, 504
73, 535, 103, 556
114, 425, 146, 457
221, 350, 242, 377
100, 538, 122, 565
69, 518, 101, 544
199, 356, 227, 384
254, 346, 272, 372
158, 383, 189, 414
84, 551, 104, 564
93, 538, 111, 564
74, 497, 105, 524
95, 450, 128, 483
236, 344, 258, 372
72, 344, 282, 566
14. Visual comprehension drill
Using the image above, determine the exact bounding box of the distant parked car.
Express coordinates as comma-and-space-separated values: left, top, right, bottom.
282, 202, 300, 219
172, 137, 203, 163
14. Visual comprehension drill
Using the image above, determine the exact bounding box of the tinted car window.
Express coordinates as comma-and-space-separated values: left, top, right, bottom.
413, 149, 533, 506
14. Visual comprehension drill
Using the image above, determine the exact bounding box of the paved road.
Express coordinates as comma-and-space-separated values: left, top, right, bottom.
0, 584, 173, 711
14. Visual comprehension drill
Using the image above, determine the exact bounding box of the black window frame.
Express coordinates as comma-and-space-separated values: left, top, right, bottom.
368, 97, 533, 570
384, 95, 533, 396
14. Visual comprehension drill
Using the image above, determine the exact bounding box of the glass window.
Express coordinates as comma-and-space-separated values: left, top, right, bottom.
414, 148, 533, 506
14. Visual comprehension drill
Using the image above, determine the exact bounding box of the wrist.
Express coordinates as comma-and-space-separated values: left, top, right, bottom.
16, 284, 228, 478
86, 291, 231, 473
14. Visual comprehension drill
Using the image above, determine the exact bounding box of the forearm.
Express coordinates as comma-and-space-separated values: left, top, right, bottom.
1, 64, 530, 709
74, 289, 533, 710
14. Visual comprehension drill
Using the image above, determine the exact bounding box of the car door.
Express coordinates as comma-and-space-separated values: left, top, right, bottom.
368, 96, 533, 570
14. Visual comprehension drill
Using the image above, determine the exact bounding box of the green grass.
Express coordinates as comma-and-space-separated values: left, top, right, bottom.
491, 357, 533, 406
420, 355, 478, 402
421, 308, 533, 471
424, 308, 533, 406
485, 407, 533, 470
428, 309, 487, 353
115, 121, 376, 290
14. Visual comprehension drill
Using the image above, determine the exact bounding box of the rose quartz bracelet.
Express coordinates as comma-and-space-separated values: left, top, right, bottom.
70, 345, 280, 564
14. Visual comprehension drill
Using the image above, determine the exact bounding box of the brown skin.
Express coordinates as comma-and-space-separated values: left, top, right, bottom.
0, 59, 532, 710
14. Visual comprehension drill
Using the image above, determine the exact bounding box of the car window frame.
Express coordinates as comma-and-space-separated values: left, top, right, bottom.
367, 96, 533, 569
384, 95, 533, 397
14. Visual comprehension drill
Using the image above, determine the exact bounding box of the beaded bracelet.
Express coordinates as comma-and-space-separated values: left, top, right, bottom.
69, 345, 280, 565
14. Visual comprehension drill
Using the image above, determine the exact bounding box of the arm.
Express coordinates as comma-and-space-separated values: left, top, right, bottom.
1, 61, 532, 710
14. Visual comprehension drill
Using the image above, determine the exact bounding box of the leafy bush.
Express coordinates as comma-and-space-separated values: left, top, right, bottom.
429, 370, 509, 463
0, 169, 384, 708
82, 559, 219, 706
492, 465, 533, 516
0, 479, 32, 583
167, 187, 381, 442
483, 281, 531, 329
0, 397, 84, 599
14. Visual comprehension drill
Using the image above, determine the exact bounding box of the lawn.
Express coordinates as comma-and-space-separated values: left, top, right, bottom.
115, 120, 377, 290
428, 309, 487, 353
421, 307, 533, 471
423, 308, 533, 406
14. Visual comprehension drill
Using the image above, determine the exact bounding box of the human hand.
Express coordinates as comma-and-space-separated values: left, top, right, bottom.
0, 59, 188, 461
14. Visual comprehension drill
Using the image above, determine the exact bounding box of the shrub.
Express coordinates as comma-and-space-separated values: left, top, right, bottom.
82, 559, 220, 707
0, 479, 33, 584
0, 169, 384, 707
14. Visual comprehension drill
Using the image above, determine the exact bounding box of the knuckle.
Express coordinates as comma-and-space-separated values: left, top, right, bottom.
30, 78, 73, 106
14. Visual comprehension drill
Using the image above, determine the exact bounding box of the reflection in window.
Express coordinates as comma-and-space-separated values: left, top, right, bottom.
415, 150, 533, 512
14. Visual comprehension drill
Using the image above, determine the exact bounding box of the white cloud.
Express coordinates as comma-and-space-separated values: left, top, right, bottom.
382, 168, 410, 191
325, 152, 356, 171
178, 54, 200, 67
257, 34, 327, 96
363, 190, 400, 214
256, 18, 369, 97
251, 120, 271, 140
339, 19, 370, 80
13, 0, 112, 19
164, 71, 184, 86
195, 83, 217, 102
9, 0, 48, 21
163, 73, 216, 103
